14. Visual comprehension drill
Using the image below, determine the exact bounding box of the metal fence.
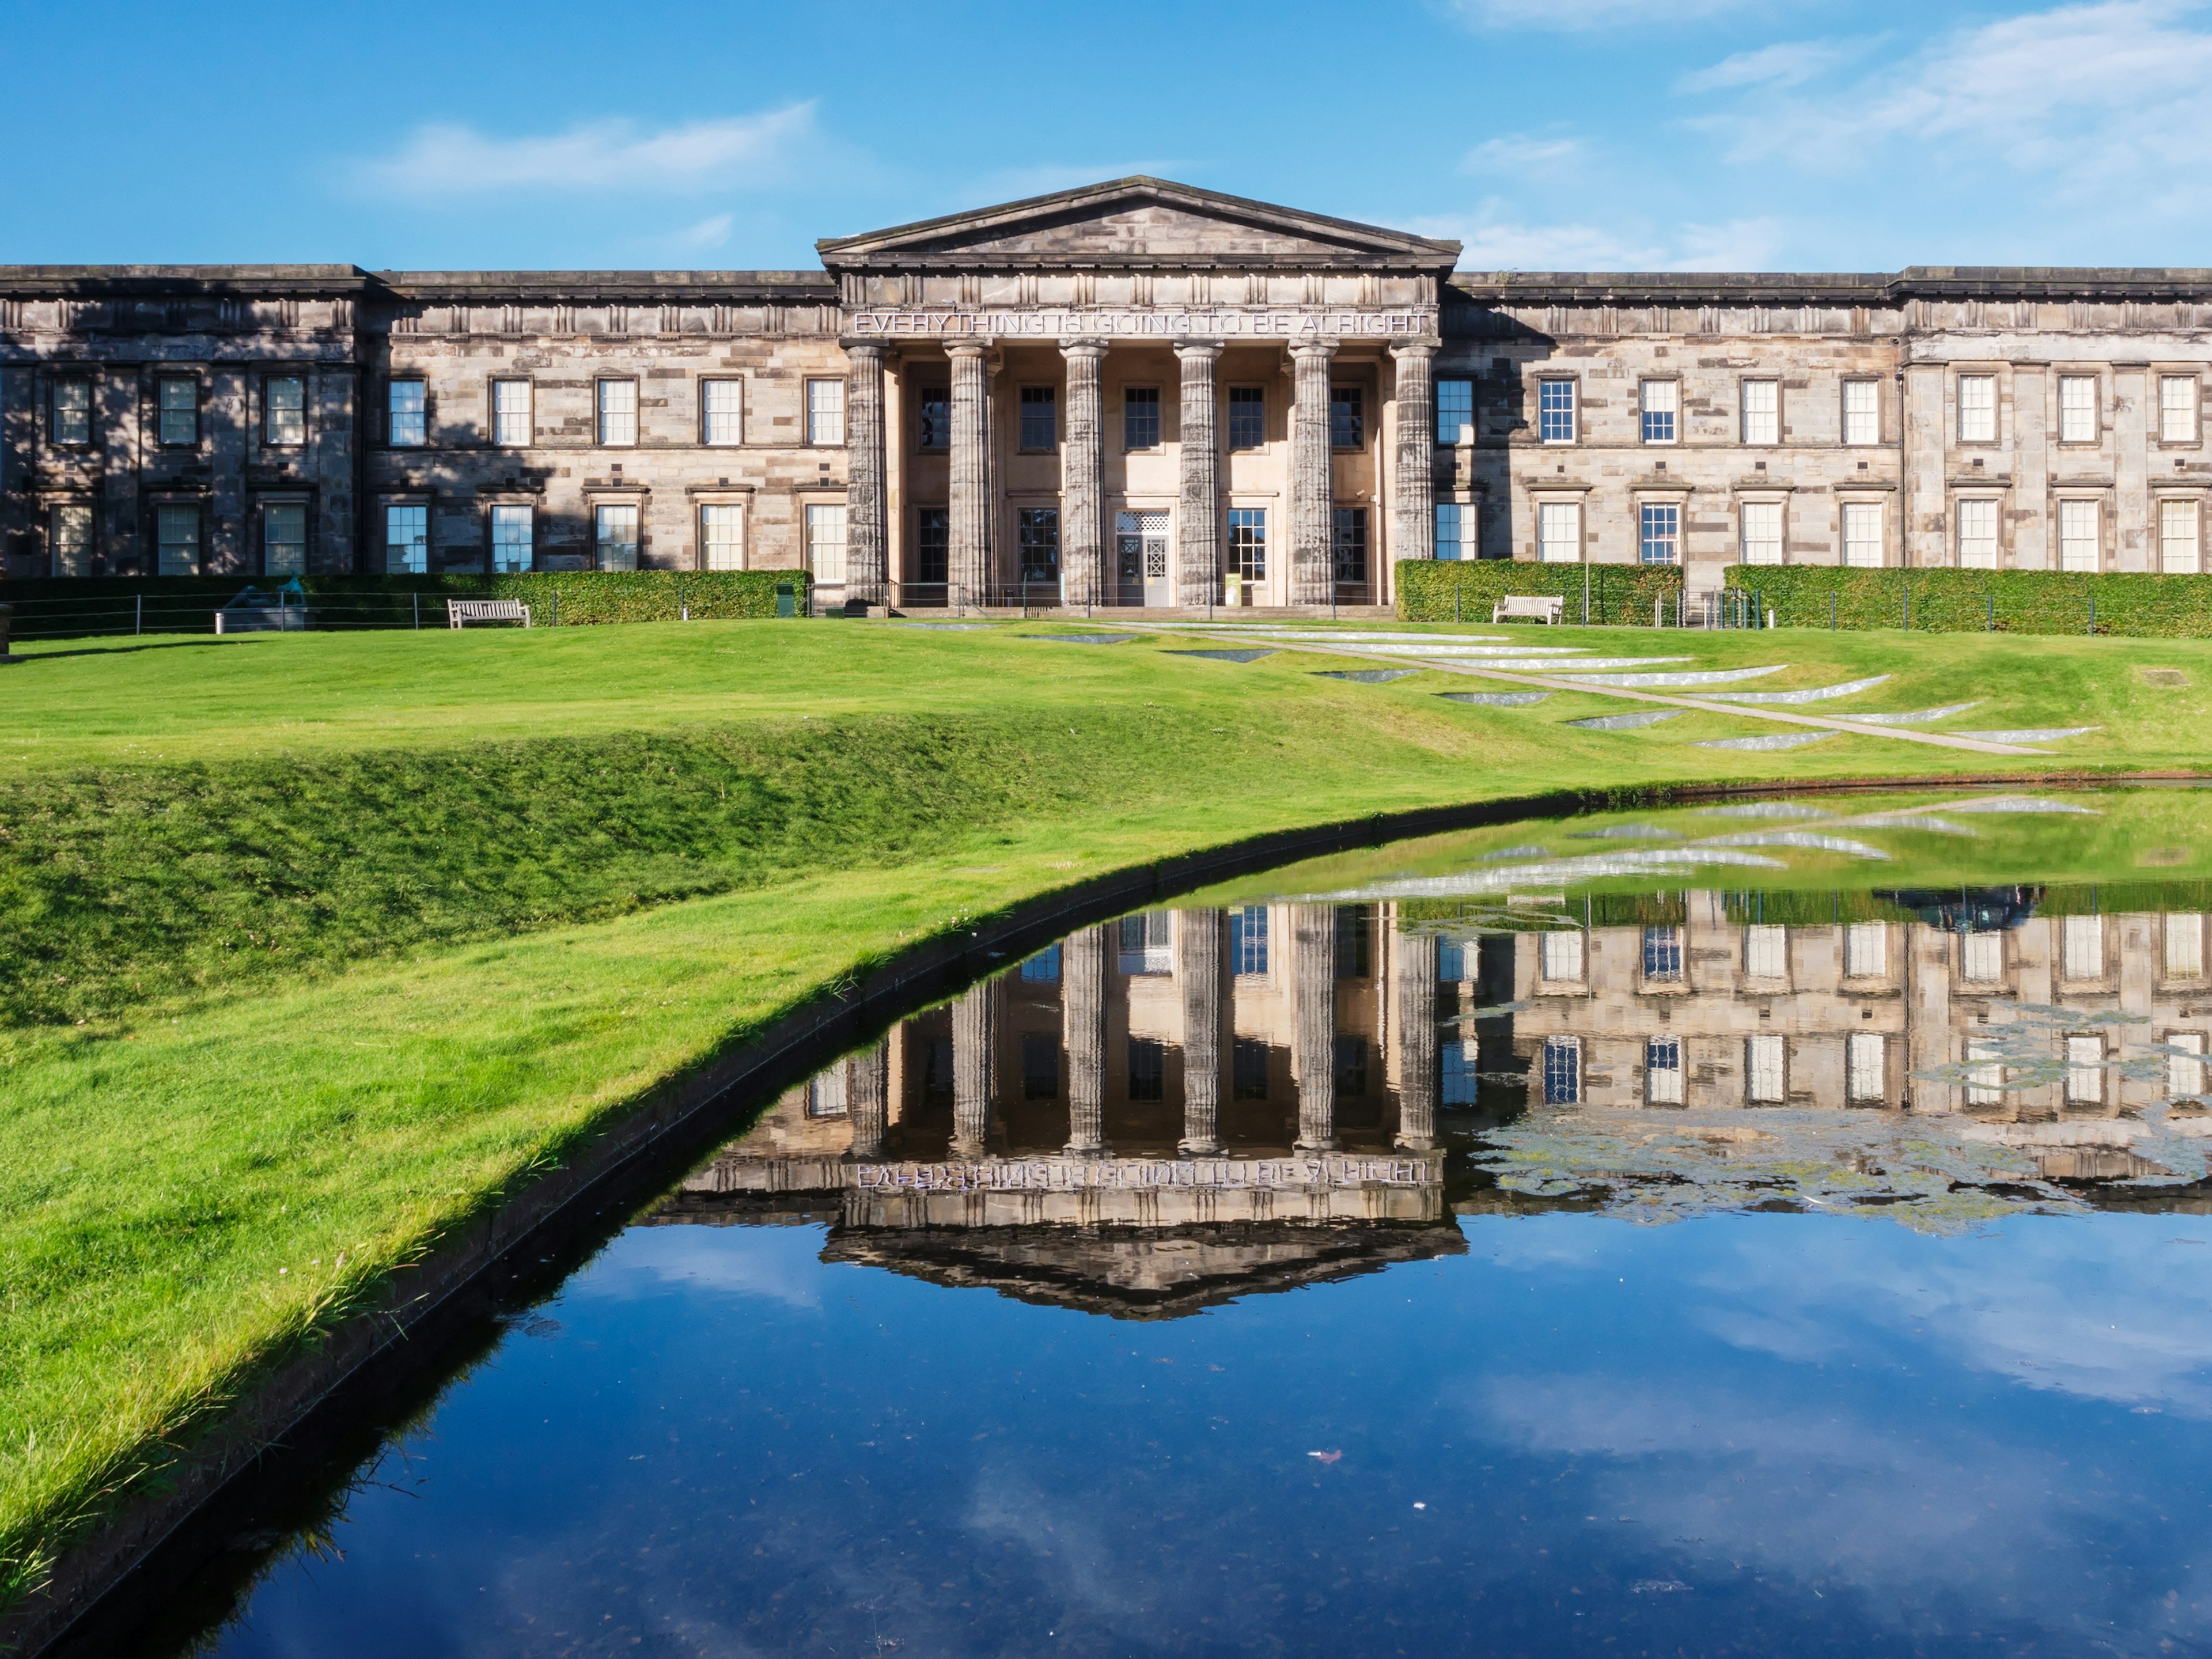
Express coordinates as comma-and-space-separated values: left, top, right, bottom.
2, 588, 559, 642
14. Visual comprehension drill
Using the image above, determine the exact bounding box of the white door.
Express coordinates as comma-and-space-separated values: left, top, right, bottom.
1115, 511, 1172, 606
1139, 511, 1172, 608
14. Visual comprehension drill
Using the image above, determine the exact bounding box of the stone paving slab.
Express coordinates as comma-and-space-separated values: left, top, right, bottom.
1313, 668, 1417, 683
1703, 802, 1838, 819
1847, 701, 1982, 725
1438, 691, 1550, 706
1692, 731, 1838, 751
1472, 656, 1693, 671
1952, 727, 2100, 743
1698, 675, 1891, 704
1165, 649, 1275, 661
1024, 634, 1138, 644
1552, 664, 1788, 688
1563, 710, 1685, 730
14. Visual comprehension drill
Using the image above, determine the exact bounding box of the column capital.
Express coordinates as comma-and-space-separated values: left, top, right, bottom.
945, 339, 991, 361
1059, 338, 1111, 362
1290, 339, 1340, 363
839, 338, 889, 361
1388, 338, 1441, 362
1173, 339, 1225, 363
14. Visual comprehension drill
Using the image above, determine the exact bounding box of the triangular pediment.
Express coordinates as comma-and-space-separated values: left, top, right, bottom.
818, 177, 1459, 271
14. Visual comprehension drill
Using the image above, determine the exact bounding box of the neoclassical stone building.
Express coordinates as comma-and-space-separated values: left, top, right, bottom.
9, 176, 2212, 605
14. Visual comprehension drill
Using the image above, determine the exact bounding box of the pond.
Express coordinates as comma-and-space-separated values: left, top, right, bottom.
99, 786, 2212, 1656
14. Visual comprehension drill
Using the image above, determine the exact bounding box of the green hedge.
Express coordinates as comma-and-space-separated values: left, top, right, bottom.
0, 570, 810, 641
1396, 559, 1683, 625
1717, 565, 2212, 638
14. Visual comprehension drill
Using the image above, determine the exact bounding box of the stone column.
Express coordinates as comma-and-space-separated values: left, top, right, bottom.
1177, 909, 1225, 1154
948, 343, 993, 605
952, 979, 996, 1156
1390, 342, 1437, 569
1175, 342, 1223, 605
1289, 342, 1338, 604
847, 1038, 889, 1161
843, 341, 888, 604
1395, 927, 1438, 1150
1060, 340, 1107, 606
1064, 923, 1108, 1155
1293, 903, 1337, 1151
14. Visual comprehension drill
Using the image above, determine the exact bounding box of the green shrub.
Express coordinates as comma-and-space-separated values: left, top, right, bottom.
1718, 565, 2212, 638
1396, 560, 1683, 624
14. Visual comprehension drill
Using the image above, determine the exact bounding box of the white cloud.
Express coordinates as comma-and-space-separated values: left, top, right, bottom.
1460, 134, 1584, 175
1678, 37, 1860, 92
1414, 203, 1786, 271
1440, 0, 1763, 29
963, 161, 1189, 202
572, 1223, 827, 1310
351, 104, 825, 200
673, 213, 734, 251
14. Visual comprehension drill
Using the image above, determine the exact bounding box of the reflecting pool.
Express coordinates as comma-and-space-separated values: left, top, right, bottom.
124, 786, 2212, 1656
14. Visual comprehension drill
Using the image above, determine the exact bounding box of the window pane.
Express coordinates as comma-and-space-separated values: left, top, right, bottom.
1331, 508, 1368, 584
2059, 498, 2099, 571
490, 503, 533, 573
1744, 924, 1787, 979
1641, 379, 1677, 444
595, 502, 639, 571
1538, 379, 1575, 442
2171, 1031, 2206, 1100
1230, 905, 1270, 976
1441, 1039, 1476, 1108
2162, 375, 2197, 443
1956, 497, 1998, 569
806, 503, 847, 583
1741, 379, 1778, 445
52, 377, 92, 445
158, 377, 197, 446
156, 503, 200, 575
1228, 507, 1266, 581
915, 507, 949, 585
807, 380, 846, 447
918, 387, 950, 452
1642, 926, 1683, 981
700, 379, 741, 446
1542, 1037, 1581, 1105
2168, 915, 2206, 980
1843, 501, 1884, 568
1233, 1036, 1270, 1100
1646, 1037, 1683, 1105
51, 503, 93, 577
1845, 921, 1888, 978
263, 502, 307, 575
1848, 1032, 1887, 1103
1018, 945, 1060, 985
1021, 1033, 1059, 1101
1537, 501, 1580, 563
1540, 930, 1584, 982
1018, 507, 1060, 582
384, 503, 427, 573
597, 381, 637, 446
1436, 378, 1474, 445
1123, 386, 1160, 450
1958, 375, 1996, 443
1639, 501, 1679, 566
2066, 1035, 2104, 1104
1019, 386, 1056, 452
2059, 375, 2097, 443
389, 380, 426, 446
1329, 386, 1363, 450
1741, 501, 1783, 565
1843, 380, 1878, 446
1961, 931, 2004, 983
2064, 914, 2104, 980
2162, 498, 2200, 573
700, 503, 744, 571
1747, 1034, 1786, 1103
1435, 501, 1465, 560
491, 379, 532, 446
1967, 1039, 2005, 1107
1228, 387, 1265, 450
266, 376, 306, 445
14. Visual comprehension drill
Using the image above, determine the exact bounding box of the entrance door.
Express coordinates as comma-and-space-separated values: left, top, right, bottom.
1115, 510, 1172, 607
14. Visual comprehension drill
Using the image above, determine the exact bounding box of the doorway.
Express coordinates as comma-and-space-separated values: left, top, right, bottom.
1115, 510, 1172, 607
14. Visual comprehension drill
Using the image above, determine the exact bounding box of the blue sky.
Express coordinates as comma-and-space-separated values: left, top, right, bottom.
5, 0, 2210, 274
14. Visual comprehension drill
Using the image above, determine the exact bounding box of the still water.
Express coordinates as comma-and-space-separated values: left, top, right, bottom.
146, 788, 2212, 1656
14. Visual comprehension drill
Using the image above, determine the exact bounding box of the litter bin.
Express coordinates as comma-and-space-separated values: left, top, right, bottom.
775, 581, 796, 619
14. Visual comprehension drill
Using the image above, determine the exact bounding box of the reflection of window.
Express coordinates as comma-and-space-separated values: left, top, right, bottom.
1334, 905, 1373, 979
2059, 375, 2097, 444
1966, 1040, 2004, 1107
1330, 386, 1363, 450
1334, 1036, 1368, 1097
1018, 508, 1060, 584
1228, 508, 1266, 582
2063, 915, 2104, 980
1118, 912, 1171, 976
490, 504, 532, 574
1741, 379, 1778, 446
1845, 921, 1888, 978
1442, 1039, 1477, 1107
1018, 945, 1060, 983
806, 378, 844, 446
1437, 940, 1465, 983
384, 503, 426, 574
1542, 1037, 1580, 1104
805, 503, 846, 584
1127, 1037, 1164, 1102
2161, 375, 2198, 444
1228, 387, 1264, 450
493, 378, 532, 447
806, 1067, 847, 1118
388, 379, 425, 446
266, 376, 306, 445
2168, 915, 2206, 980
922, 1036, 955, 1105
1123, 386, 1160, 450
1540, 930, 1584, 983
158, 376, 198, 446
1022, 1033, 1059, 1100
1747, 1034, 1785, 1104
1232, 1036, 1270, 1100
700, 503, 743, 572
597, 380, 638, 446
1435, 502, 1466, 561
1640, 380, 1676, 444
1849, 1032, 1887, 1103
1231, 906, 1269, 976
1744, 925, 1787, 980
915, 507, 949, 586
156, 503, 202, 575
918, 387, 949, 452
1018, 386, 1056, 452
1537, 378, 1575, 443
1331, 508, 1368, 585
700, 379, 742, 446
2065, 1035, 2104, 1104
50, 503, 93, 576
1639, 502, 1679, 566
52, 376, 93, 446
263, 502, 308, 576
1646, 1037, 1683, 1105
1437, 378, 1474, 445
595, 502, 640, 571
1843, 380, 1880, 446
2171, 1032, 2205, 1100
1960, 930, 2005, 983
1642, 926, 1683, 982
1957, 374, 1996, 443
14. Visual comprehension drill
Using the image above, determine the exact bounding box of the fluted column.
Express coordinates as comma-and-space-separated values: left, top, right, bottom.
1065, 924, 1108, 1155
847, 1039, 889, 1160
1395, 927, 1438, 1150
1390, 342, 1437, 570
1175, 342, 1222, 605
1060, 340, 1107, 606
1293, 904, 1337, 1151
948, 343, 993, 607
952, 979, 996, 1157
843, 341, 888, 604
1289, 341, 1338, 604
1176, 909, 1225, 1154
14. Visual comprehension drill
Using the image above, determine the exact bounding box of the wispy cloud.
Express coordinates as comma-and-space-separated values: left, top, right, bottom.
1461, 134, 1584, 175
1679, 37, 1862, 92
350, 104, 827, 200
672, 213, 734, 251
1414, 202, 1786, 271
960, 161, 1190, 203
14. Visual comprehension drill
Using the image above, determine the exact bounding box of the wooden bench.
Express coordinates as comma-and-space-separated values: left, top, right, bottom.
447, 598, 532, 629
1493, 594, 1565, 625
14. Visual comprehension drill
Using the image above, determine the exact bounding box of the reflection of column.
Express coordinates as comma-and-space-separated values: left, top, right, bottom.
1293, 903, 1337, 1151
1060, 340, 1107, 605
1177, 909, 1225, 1154
952, 980, 996, 1156
1175, 342, 1222, 605
1396, 929, 1438, 1150
1065, 925, 1108, 1154
843, 341, 888, 604
1389, 342, 1436, 568
847, 1038, 889, 1160
948, 343, 993, 605
1289, 341, 1338, 604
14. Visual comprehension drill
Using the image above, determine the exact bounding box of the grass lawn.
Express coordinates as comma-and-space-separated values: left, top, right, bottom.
2, 615, 2209, 1607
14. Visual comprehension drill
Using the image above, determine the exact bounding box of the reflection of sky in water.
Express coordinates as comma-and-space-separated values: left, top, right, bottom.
210, 1212, 2212, 1658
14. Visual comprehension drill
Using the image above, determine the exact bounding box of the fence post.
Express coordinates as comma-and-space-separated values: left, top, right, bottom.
1830, 593, 1837, 631
1454, 573, 1462, 623
1987, 593, 1994, 632
2089, 596, 2096, 636
135, 594, 142, 636
1903, 586, 1910, 632
412, 593, 420, 630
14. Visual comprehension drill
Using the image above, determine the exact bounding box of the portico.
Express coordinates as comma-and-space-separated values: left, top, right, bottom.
817, 179, 1458, 613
